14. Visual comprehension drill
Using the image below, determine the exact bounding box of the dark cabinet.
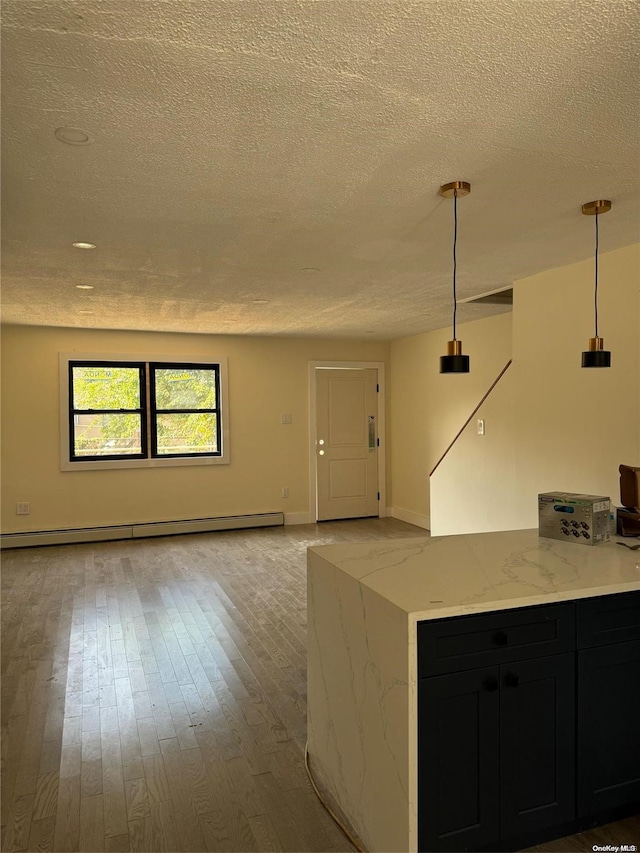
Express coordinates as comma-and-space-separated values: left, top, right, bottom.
499, 653, 575, 838
417, 591, 640, 852
418, 667, 500, 852
418, 602, 575, 677
578, 638, 640, 816
418, 655, 575, 852
576, 591, 640, 818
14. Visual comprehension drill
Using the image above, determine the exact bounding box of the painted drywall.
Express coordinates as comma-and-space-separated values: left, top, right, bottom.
429, 367, 518, 535
389, 312, 513, 527
511, 242, 640, 526
391, 243, 640, 537
1, 325, 389, 533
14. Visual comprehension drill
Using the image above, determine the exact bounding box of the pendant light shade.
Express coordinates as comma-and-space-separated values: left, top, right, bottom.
439, 181, 470, 374
440, 339, 470, 374
581, 199, 612, 368
582, 338, 611, 368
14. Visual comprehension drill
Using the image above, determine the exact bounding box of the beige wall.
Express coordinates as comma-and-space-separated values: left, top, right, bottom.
3, 243, 637, 538
429, 368, 518, 535
390, 312, 513, 527
1, 325, 389, 533
391, 242, 640, 536
511, 242, 640, 526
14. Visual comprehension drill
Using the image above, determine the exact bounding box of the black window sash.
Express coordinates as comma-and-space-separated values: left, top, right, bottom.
149, 362, 221, 458
68, 361, 147, 461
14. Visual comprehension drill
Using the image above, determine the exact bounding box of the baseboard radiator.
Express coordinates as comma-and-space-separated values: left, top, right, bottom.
0, 512, 285, 550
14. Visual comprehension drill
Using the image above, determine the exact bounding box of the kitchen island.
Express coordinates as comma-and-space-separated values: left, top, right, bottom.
306, 529, 640, 852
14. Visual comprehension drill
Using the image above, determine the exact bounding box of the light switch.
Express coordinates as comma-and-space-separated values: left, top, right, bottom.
477, 419, 485, 435
281, 413, 292, 424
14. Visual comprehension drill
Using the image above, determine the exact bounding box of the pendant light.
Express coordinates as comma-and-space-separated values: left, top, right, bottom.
439, 181, 471, 373
581, 199, 612, 368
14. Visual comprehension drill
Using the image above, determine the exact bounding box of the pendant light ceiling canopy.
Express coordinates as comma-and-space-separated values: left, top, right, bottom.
581, 199, 612, 369
439, 181, 471, 374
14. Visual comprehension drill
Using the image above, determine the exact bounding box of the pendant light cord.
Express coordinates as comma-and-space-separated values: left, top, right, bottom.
594, 211, 599, 338
453, 188, 458, 340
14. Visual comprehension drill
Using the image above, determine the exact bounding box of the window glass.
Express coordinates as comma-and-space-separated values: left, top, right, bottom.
155, 413, 218, 455
73, 413, 143, 456
153, 368, 216, 410
72, 365, 141, 410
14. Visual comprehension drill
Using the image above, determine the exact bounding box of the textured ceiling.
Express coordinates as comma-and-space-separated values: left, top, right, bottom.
1, 0, 639, 339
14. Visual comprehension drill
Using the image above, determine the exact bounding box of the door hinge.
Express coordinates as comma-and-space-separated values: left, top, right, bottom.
377, 438, 380, 446
376, 383, 379, 392
377, 492, 380, 501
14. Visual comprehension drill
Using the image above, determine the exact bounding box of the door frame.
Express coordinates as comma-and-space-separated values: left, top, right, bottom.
308, 361, 387, 523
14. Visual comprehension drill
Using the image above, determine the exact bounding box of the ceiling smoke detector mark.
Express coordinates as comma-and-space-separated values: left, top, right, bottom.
55, 127, 94, 146
72, 242, 96, 249
463, 287, 513, 307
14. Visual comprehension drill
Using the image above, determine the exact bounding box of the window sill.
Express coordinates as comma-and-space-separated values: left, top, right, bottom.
61, 455, 230, 472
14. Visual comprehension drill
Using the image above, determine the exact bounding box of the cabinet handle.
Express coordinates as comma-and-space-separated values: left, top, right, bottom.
493, 631, 508, 646
505, 672, 519, 687
483, 677, 499, 692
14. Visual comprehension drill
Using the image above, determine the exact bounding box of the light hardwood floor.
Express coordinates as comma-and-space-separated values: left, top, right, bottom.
2, 518, 638, 853
1, 518, 426, 853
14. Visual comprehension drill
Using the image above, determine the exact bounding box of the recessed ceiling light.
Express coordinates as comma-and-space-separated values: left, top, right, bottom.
75, 284, 94, 290
301, 267, 320, 272
78, 309, 94, 315
252, 299, 269, 304
72, 242, 96, 249
55, 126, 94, 146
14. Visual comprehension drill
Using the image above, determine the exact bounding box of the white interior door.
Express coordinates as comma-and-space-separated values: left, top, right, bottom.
315, 368, 379, 521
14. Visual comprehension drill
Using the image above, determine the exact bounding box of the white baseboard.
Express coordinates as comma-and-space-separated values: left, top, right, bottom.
284, 512, 314, 526
1, 512, 284, 550
388, 506, 431, 531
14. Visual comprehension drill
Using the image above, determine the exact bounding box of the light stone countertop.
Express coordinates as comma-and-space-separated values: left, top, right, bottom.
308, 528, 640, 622
306, 528, 640, 852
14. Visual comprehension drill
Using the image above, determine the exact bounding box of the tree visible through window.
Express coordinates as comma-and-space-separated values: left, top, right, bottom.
69, 360, 221, 461
151, 364, 219, 457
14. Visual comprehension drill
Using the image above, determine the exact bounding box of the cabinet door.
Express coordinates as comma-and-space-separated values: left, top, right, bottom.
578, 639, 640, 816
499, 653, 575, 839
418, 667, 500, 852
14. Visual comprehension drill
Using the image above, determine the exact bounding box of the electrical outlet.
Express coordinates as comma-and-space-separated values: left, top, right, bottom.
281, 413, 292, 424
16, 502, 30, 515
281, 487, 289, 498
477, 419, 485, 435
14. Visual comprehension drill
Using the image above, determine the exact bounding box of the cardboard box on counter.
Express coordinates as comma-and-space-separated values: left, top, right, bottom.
538, 492, 611, 546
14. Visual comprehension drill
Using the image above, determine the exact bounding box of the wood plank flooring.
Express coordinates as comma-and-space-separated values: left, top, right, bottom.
2, 518, 638, 852
1, 518, 425, 852
522, 814, 640, 853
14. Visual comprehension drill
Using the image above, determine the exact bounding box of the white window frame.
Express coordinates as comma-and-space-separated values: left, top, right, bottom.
60, 352, 230, 471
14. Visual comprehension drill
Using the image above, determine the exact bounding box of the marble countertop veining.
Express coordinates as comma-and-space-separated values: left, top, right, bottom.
308, 529, 640, 621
